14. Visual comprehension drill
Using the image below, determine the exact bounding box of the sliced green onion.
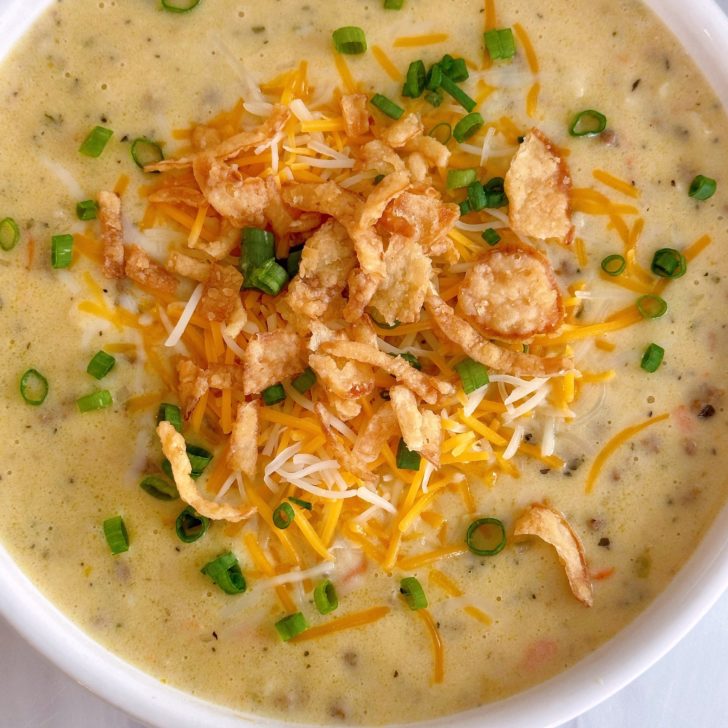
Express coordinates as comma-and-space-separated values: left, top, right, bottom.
601, 254, 626, 276
384, 0, 404, 7
484, 28, 516, 61
176, 506, 209, 543
402, 60, 426, 98
262, 383, 286, 406
459, 200, 472, 216
241, 227, 275, 283
131, 138, 164, 169
439, 75, 476, 112
636, 294, 668, 319
51, 234, 74, 269
370, 93, 404, 120
157, 402, 183, 433
424, 90, 443, 107
76, 200, 99, 221
569, 110, 607, 138
79, 126, 113, 157
482, 177, 507, 208
482, 228, 501, 246
86, 350, 116, 380
286, 248, 303, 278
397, 351, 422, 370
400, 576, 427, 610
689, 175, 717, 200
396, 438, 421, 471
373, 174, 385, 186
292, 367, 317, 394
369, 312, 401, 329
453, 112, 484, 143
426, 63, 443, 91
248, 259, 289, 296
428, 122, 452, 144
19, 369, 48, 406
161, 0, 200, 11
447, 168, 477, 190
77, 389, 113, 412
455, 357, 489, 394
650, 248, 687, 279
332, 26, 367, 55
640, 343, 665, 373
201, 551, 246, 594
0, 217, 20, 251
288, 496, 313, 510
466, 517, 507, 556
187, 444, 212, 476
467, 180, 487, 212
275, 612, 309, 642
103, 515, 129, 555
314, 579, 339, 615
139, 475, 178, 501
273, 502, 295, 529
442, 56, 469, 83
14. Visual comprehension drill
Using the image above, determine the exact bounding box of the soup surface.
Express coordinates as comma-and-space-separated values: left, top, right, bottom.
1, 0, 727, 724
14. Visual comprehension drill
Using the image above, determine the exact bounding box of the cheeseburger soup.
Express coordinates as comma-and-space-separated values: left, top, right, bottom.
1, 0, 727, 723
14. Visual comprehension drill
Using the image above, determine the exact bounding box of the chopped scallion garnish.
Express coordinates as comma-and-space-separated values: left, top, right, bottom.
482, 228, 501, 246
186, 444, 212, 476
424, 90, 443, 107
396, 351, 422, 370
446, 168, 477, 190
0, 217, 20, 251
402, 60, 426, 98
428, 122, 452, 144
160, 0, 201, 12
175, 506, 209, 543
400, 576, 428, 610
689, 174, 717, 200
273, 502, 295, 529
139, 475, 178, 501
131, 137, 164, 169
157, 402, 183, 433
483, 177, 507, 207
79, 126, 113, 158
455, 357, 489, 394
19, 369, 49, 406
275, 612, 309, 641
484, 28, 516, 61
453, 112, 484, 143
247, 258, 289, 296
396, 438, 421, 471
640, 343, 665, 373
466, 517, 507, 555
466, 180, 487, 211
76, 200, 99, 221
569, 110, 607, 137
292, 367, 317, 394
459, 200, 472, 216
77, 389, 113, 413
332, 26, 367, 54
636, 294, 668, 319
86, 350, 116, 380
262, 383, 286, 406
314, 579, 339, 615
383, 0, 404, 8
439, 75, 476, 112
286, 248, 303, 278
650, 248, 687, 279
51, 234, 74, 269
201, 551, 247, 594
288, 496, 313, 510
103, 515, 129, 555
241, 227, 275, 283
601, 254, 626, 276
440, 55, 469, 82
370, 93, 405, 120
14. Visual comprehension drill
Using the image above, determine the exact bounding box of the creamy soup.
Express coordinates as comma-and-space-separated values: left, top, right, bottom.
1, 0, 727, 724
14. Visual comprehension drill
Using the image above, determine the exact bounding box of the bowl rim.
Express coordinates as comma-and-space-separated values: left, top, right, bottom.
2, 0, 728, 726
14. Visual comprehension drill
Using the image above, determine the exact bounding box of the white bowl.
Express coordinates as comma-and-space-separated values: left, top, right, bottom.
2, 0, 728, 725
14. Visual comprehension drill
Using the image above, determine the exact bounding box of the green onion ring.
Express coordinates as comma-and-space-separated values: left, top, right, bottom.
466, 517, 507, 556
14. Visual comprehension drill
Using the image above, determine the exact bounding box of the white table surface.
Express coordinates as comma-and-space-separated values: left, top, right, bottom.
4, 0, 728, 725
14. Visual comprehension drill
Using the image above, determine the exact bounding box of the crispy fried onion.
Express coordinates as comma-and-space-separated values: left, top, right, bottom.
353, 402, 399, 463
178, 360, 243, 419
243, 329, 306, 395
358, 170, 410, 229
147, 186, 206, 207
425, 292, 572, 376
513, 503, 593, 607
457, 244, 565, 340
198, 264, 247, 337
380, 189, 459, 260
361, 140, 406, 174
369, 234, 432, 325
314, 403, 376, 483
403, 134, 451, 169
226, 400, 259, 479
167, 251, 211, 282
319, 340, 452, 404
124, 245, 178, 294
188, 221, 239, 260
390, 386, 442, 467
378, 113, 424, 149
98, 190, 125, 279
286, 220, 356, 320
504, 129, 573, 242
157, 421, 256, 522
341, 93, 370, 138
